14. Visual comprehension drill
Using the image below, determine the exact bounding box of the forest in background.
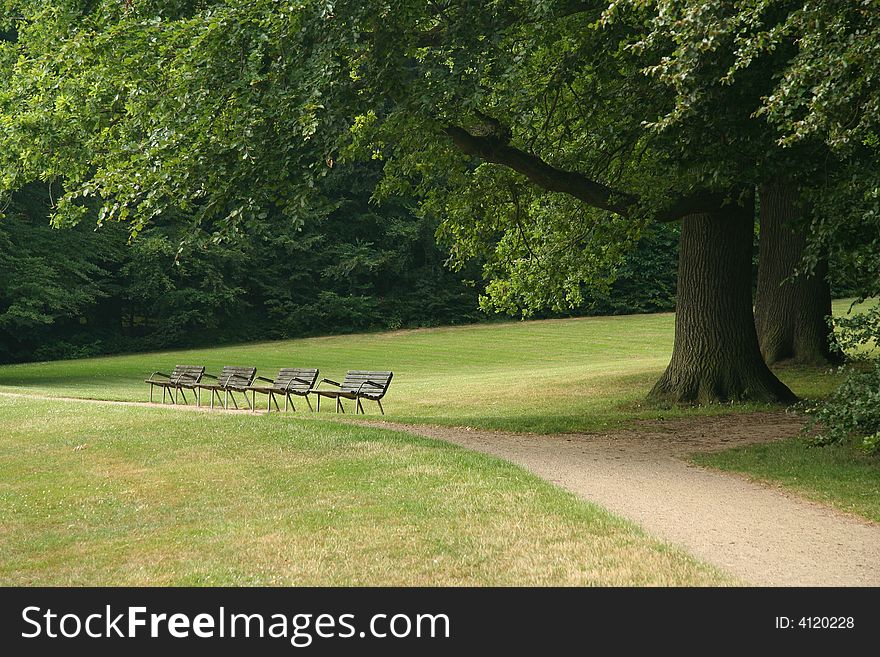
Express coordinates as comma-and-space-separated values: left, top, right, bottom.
0, 161, 682, 364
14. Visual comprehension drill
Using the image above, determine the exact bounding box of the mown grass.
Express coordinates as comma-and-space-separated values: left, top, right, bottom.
0, 299, 876, 584
0, 396, 734, 585
692, 438, 880, 524
0, 298, 865, 433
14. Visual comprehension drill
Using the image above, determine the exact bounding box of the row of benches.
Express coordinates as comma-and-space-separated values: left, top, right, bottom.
145, 366, 393, 414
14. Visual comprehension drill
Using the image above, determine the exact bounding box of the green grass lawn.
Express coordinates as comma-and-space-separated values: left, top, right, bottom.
0, 298, 864, 433
1, 299, 876, 585
0, 396, 733, 585
692, 438, 880, 524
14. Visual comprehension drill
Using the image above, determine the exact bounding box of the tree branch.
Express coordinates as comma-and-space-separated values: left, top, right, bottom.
445, 125, 634, 213
445, 124, 733, 221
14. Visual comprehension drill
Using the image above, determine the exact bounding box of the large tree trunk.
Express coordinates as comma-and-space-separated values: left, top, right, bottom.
649, 201, 797, 404
754, 180, 839, 366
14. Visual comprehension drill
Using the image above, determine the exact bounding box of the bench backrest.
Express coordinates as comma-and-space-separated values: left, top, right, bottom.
341, 371, 393, 398
274, 368, 319, 393
170, 365, 205, 385
218, 366, 257, 389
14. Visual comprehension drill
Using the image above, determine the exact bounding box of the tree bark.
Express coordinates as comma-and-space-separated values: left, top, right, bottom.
754, 180, 840, 366
649, 201, 797, 404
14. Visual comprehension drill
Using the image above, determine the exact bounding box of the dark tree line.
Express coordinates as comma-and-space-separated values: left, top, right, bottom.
0, 167, 485, 362
0, 165, 683, 364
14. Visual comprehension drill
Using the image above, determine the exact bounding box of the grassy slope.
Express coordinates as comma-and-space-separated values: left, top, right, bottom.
0, 301, 860, 433
0, 396, 732, 585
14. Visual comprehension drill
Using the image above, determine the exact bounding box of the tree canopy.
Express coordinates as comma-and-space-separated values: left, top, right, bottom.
1, 1, 876, 406
5, 1, 872, 307
0, 1, 746, 309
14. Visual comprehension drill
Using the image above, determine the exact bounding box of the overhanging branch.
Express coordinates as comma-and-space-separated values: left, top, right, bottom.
445, 125, 634, 214
445, 124, 730, 222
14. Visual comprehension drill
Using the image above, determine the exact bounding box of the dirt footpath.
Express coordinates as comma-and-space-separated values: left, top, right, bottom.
366, 413, 880, 586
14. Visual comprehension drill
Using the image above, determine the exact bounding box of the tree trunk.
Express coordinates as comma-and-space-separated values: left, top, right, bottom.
754, 180, 839, 366
649, 201, 797, 404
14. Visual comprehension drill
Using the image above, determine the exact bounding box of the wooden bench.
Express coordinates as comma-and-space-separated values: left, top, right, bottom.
311, 371, 393, 414
246, 368, 319, 413
191, 366, 258, 409
145, 365, 205, 404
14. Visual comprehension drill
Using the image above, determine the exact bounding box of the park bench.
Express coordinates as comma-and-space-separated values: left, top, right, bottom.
246, 368, 319, 413
311, 370, 393, 414
192, 366, 258, 409
145, 365, 205, 404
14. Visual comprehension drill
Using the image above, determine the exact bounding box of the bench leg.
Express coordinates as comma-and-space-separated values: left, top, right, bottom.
227, 390, 239, 410
305, 395, 313, 412
377, 399, 385, 416
317, 394, 321, 413
356, 398, 364, 414
267, 391, 273, 413
179, 388, 188, 405
285, 393, 293, 412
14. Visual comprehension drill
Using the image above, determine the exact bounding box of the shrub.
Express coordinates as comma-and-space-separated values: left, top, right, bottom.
804, 304, 880, 454
804, 361, 880, 454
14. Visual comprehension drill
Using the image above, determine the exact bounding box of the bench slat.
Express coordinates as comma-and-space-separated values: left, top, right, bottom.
168, 365, 205, 384
338, 371, 393, 397
273, 368, 319, 393
217, 366, 257, 388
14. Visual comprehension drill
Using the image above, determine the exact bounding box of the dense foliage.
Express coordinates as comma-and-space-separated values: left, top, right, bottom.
806, 360, 880, 454
0, 167, 681, 363
0, 185, 125, 361
804, 304, 880, 454
0, 165, 488, 362
0, 1, 713, 318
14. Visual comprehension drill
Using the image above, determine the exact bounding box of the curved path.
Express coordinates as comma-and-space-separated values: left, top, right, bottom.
364, 414, 880, 586
3, 392, 878, 585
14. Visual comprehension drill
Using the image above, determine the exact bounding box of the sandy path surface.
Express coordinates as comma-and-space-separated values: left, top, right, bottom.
3, 392, 879, 585
361, 414, 880, 586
